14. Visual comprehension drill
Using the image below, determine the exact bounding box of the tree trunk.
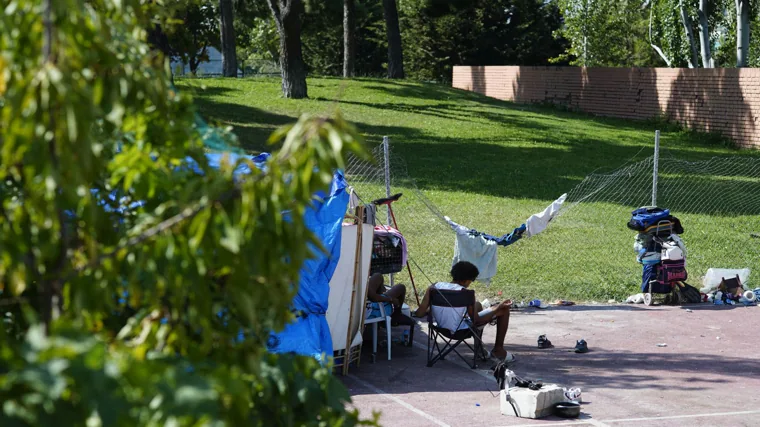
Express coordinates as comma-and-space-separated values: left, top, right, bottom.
147, 23, 174, 83
219, 0, 237, 77
343, 0, 356, 78
147, 24, 172, 59
736, 0, 750, 67
679, 3, 699, 68
267, 0, 308, 98
697, 0, 713, 68
382, 0, 405, 79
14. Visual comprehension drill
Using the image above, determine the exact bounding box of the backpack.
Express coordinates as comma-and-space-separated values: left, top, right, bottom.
658, 260, 688, 283
627, 207, 670, 232
677, 283, 702, 304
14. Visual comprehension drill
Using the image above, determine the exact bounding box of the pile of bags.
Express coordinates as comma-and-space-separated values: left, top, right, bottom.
628, 207, 688, 294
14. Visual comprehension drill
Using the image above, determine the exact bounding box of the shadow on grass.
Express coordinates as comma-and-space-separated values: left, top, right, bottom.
186, 78, 760, 216
192, 99, 292, 152
193, 97, 760, 216
193, 94, 432, 154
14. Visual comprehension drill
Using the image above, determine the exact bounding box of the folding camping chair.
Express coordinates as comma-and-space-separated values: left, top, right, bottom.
426, 288, 489, 369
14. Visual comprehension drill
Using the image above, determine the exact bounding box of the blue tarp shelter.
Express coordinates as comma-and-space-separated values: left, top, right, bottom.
266, 172, 349, 361
199, 152, 351, 361
90, 149, 349, 361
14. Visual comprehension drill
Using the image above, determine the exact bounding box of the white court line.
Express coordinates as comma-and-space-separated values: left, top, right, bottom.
499, 415, 610, 427
504, 422, 592, 427
347, 374, 452, 427
500, 409, 760, 427
582, 417, 612, 427
604, 409, 760, 423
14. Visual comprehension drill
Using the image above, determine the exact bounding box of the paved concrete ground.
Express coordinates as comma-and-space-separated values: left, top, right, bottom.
342, 303, 760, 427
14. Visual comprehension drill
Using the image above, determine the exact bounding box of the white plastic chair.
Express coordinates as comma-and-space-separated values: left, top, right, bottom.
364, 301, 392, 361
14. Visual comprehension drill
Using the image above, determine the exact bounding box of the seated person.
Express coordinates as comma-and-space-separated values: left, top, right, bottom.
366, 273, 411, 325
413, 261, 514, 361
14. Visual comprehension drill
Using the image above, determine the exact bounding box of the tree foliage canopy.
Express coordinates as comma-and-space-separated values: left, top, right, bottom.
0, 0, 376, 425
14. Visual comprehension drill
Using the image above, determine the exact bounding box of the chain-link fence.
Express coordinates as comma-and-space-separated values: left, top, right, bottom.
345, 136, 760, 302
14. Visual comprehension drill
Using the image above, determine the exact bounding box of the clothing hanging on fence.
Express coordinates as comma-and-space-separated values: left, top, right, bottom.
444, 217, 526, 247
444, 194, 566, 284
452, 233, 498, 284
525, 194, 567, 238
444, 193, 566, 244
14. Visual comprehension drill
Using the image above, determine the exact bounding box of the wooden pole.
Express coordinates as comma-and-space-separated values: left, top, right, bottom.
342, 207, 364, 375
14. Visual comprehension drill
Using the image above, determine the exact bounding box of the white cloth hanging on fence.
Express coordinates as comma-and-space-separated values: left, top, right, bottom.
444, 216, 471, 236
452, 233, 498, 284
525, 194, 567, 238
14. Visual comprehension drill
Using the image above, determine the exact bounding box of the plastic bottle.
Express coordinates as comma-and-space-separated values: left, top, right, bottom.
403, 329, 410, 346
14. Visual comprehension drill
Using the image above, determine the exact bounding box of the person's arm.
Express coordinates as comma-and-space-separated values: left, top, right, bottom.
367, 274, 393, 303
413, 286, 433, 317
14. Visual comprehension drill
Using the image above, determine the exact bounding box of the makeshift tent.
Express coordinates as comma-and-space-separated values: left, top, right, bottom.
326, 222, 374, 373
89, 98, 352, 361
196, 104, 354, 360
266, 171, 351, 361
191, 125, 354, 361
88, 147, 350, 361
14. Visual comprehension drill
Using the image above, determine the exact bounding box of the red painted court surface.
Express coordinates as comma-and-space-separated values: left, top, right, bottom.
342, 304, 760, 427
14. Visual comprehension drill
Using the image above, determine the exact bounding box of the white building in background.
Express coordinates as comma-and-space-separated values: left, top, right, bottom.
169, 47, 278, 77
170, 47, 235, 76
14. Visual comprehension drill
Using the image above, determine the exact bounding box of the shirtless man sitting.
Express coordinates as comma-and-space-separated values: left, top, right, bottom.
366, 273, 411, 325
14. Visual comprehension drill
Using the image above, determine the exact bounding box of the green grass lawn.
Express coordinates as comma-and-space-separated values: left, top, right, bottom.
178, 77, 760, 303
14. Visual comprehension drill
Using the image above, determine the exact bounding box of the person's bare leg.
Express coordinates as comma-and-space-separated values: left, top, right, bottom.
492, 306, 510, 357
475, 302, 510, 359
384, 284, 407, 321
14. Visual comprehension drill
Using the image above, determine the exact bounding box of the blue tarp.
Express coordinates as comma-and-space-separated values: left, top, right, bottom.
266, 172, 349, 361
89, 151, 347, 361
202, 151, 350, 360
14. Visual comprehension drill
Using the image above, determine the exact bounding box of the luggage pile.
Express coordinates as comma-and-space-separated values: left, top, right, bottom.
627, 207, 691, 305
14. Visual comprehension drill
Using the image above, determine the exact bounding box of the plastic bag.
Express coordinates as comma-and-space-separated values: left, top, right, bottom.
701, 268, 751, 293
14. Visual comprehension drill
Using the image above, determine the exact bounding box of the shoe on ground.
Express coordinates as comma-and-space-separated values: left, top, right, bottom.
537, 334, 554, 349
574, 339, 589, 353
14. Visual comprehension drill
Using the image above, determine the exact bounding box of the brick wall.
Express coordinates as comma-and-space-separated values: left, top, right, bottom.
452, 66, 760, 148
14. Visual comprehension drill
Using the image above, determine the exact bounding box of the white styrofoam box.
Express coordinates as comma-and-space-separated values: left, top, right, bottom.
500, 384, 565, 419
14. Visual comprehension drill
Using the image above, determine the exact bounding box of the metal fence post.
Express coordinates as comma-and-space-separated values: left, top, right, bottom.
652, 130, 660, 206
382, 136, 395, 286
383, 136, 392, 223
